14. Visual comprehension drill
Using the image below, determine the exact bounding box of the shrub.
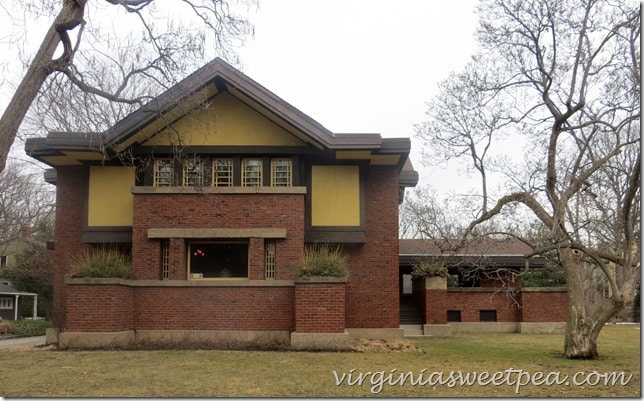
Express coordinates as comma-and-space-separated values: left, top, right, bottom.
294, 244, 349, 279
11, 319, 51, 336
411, 261, 448, 279
69, 248, 133, 279
0, 320, 16, 335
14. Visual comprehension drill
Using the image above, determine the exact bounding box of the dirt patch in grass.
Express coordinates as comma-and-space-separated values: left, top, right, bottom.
8, 344, 57, 352
351, 338, 423, 353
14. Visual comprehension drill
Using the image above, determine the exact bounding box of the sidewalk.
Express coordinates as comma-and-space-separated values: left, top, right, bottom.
0, 336, 46, 349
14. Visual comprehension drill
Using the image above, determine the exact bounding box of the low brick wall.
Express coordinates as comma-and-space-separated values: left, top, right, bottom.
65, 281, 134, 332
65, 278, 295, 333
421, 285, 567, 329
444, 288, 521, 323
519, 288, 568, 322
294, 278, 346, 333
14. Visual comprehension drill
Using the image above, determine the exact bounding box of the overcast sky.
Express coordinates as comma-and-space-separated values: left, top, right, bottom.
235, 0, 480, 191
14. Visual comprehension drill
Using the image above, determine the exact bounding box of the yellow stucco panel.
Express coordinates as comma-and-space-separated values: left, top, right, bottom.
142, 92, 305, 147
311, 165, 360, 227
88, 166, 135, 226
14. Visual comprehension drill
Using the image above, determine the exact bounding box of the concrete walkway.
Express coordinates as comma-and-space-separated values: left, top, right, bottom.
0, 336, 46, 349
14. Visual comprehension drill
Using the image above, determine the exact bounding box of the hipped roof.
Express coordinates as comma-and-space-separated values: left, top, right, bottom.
0, 283, 36, 296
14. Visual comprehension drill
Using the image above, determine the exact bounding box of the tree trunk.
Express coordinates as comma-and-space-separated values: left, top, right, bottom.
0, 0, 86, 173
561, 249, 624, 359
0, 26, 60, 172
564, 307, 600, 359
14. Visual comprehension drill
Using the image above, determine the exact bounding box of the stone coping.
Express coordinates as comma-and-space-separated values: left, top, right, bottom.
520, 287, 568, 292
446, 287, 566, 293
148, 228, 287, 239
293, 276, 348, 284
132, 186, 307, 195
447, 287, 518, 293
65, 278, 294, 287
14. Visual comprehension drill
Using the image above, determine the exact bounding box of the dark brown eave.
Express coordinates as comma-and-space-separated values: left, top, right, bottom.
399, 157, 419, 187
45, 131, 104, 149
44, 169, 57, 185
24, 58, 417, 172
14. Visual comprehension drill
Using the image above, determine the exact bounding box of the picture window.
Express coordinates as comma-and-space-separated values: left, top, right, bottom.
188, 242, 249, 279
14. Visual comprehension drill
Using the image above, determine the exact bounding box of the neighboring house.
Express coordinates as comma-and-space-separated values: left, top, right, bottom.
399, 238, 567, 335
0, 237, 31, 271
25, 58, 419, 349
0, 235, 38, 288
0, 283, 38, 321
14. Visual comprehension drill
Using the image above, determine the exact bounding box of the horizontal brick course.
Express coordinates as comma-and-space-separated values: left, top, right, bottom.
520, 289, 568, 322
295, 282, 346, 333
65, 282, 295, 332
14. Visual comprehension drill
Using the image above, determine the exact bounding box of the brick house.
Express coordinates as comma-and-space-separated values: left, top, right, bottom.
399, 238, 568, 335
25, 58, 419, 349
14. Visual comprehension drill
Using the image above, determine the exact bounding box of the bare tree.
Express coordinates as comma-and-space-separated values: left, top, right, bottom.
0, 162, 55, 245
415, 0, 640, 359
0, 0, 254, 172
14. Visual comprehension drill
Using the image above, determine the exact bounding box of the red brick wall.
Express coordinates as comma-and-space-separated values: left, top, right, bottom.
55, 164, 402, 334
131, 193, 305, 280
423, 288, 567, 324
133, 286, 294, 330
345, 166, 400, 329
65, 282, 294, 332
520, 289, 568, 322
66, 283, 133, 332
51, 167, 93, 328
425, 290, 448, 324
295, 282, 345, 333
443, 290, 520, 322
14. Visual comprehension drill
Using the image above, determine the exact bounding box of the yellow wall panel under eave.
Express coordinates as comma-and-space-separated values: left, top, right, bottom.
142, 92, 305, 147
88, 166, 135, 227
311, 165, 360, 227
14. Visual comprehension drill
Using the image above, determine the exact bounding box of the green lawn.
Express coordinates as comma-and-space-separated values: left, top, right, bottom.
0, 324, 639, 397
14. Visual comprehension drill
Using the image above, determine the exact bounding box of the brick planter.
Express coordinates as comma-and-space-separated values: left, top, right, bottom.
65, 278, 134, 332
294, 277, 347, 333
292, 277, 349, 350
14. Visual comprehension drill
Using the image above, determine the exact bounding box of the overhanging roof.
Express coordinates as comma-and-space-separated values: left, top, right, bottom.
25, 58, 418, 184
399, 238, 547, 268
